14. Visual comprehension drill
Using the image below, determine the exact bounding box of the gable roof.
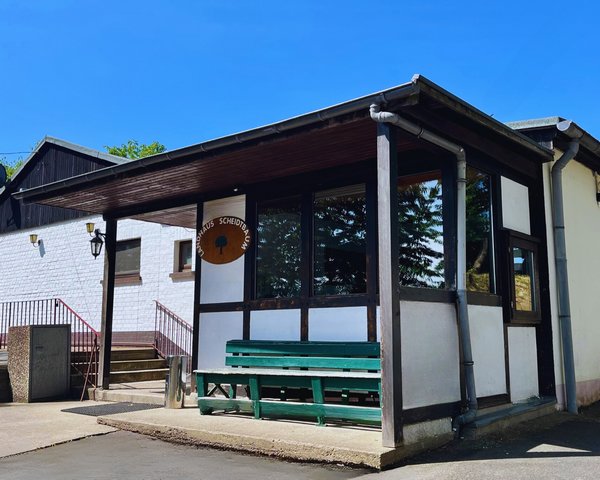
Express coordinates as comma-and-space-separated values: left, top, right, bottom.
0, 136, 128, 199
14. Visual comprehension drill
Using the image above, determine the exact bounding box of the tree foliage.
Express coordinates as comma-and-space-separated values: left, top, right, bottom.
0, 158, 23, 182
398, 181, 444, 288
256, 199, 302, 298
105, 140, 166, 159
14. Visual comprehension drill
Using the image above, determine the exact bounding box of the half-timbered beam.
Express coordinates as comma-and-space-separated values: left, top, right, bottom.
376, 122, 403, 447
191, 202, 203, 389
99, 218, 117, 390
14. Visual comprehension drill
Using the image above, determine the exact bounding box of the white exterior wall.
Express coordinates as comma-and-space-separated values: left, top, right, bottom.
469, 305, 507, 398
545, 155, 600, 407
0, 214, 196, 333
507, 326, 539, 401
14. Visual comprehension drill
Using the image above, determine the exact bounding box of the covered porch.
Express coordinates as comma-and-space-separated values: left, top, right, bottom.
16, 75, 554, 449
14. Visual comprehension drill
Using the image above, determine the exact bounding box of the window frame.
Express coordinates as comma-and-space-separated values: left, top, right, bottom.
115, 237, 142, 285
170, 239, 194, 280
505, 230, 541, 324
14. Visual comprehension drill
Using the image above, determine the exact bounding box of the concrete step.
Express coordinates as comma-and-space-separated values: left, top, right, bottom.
110, 368, 168, 384
92, 386, 195, 405
463, 396, 557, 439
110, 359, 167, 372
111, 348, 157, 361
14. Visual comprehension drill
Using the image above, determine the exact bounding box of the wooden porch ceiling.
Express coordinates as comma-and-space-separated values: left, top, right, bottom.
23, 118, 420, 228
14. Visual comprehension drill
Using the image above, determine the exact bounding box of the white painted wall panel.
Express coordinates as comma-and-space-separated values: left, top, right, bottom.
469, 305, 507, 397
250, 309, 301, 340
561, 159, 600, 405
400, 301, 461, 409
507, 326, 539, 402
198, 312, 243, 369
501, 176, 531, 235
308, 307, 367, 341
200, 195, 245, 304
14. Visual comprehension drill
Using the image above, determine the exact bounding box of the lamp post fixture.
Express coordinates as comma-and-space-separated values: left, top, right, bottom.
86, 222, 106, 259
29, 233, 42, 247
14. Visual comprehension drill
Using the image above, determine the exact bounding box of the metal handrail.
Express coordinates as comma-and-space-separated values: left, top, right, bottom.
0, 298, 100, 399
154, 300, 193, 374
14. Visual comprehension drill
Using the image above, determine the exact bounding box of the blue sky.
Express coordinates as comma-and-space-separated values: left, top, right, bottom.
1, 1, 599, 164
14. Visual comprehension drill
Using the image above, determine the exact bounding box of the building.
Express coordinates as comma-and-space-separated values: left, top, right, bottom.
6, 75, 600, 448
0, 137, 196, 346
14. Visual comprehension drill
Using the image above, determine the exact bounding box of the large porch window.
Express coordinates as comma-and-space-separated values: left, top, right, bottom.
466, 166, 495, 293
397, 171, 444, 288
314, 185, 367, 295
254, 184, 367, 299
255, 196, 302, 299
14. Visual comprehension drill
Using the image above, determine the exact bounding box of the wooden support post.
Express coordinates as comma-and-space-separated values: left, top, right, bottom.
376, 122, 403, 447
99, 218, 117, 390
191, 202, 203, 390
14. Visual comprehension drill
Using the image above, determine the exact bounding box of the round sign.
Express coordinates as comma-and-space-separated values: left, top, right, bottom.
196, 216, 251, 265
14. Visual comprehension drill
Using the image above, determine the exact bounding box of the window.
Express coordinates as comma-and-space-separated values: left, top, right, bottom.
115, 238, 141, 285
398, 171, 444, 288
178, 240, 193, 272
314, 185, 367, 295
508, 234, 540, 323
256, 196, 302, 298
170, 239, 194, 280
466, 167, 495, 293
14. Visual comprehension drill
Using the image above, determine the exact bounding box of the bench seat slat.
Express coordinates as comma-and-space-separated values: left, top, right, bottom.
195, 368, 380, 379
225, 355, 380, 371
196, 371, 380, 392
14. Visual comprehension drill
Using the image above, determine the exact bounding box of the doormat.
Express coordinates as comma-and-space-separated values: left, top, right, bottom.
62, 402, 163, 417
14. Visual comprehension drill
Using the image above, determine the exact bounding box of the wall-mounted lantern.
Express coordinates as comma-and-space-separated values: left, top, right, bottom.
86, 222, 106, 259
29, 233, 42, 247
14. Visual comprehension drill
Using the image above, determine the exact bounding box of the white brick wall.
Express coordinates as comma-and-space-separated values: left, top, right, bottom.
0, 215, 195, 333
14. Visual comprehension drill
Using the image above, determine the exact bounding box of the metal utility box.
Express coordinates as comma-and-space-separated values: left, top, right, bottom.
7, 325, 70, 402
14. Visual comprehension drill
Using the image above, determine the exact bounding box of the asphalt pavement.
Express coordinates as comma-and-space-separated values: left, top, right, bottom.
3, 402, 600, 479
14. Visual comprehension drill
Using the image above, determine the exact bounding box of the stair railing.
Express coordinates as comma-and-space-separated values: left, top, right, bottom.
154, 300, 193, 374
0, 298, 100, 399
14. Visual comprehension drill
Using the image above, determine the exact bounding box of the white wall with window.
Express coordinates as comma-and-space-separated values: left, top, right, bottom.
0, 214, 197, 339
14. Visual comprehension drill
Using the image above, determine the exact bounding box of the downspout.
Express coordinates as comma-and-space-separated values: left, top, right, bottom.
552, 120, 583, 414
370, 105, 478, 435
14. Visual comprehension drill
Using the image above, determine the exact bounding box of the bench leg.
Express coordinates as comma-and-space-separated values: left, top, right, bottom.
229, 384, 237, 399
197, 373, 208, 397
249, 376, 261, 419
311, 378, 325, 426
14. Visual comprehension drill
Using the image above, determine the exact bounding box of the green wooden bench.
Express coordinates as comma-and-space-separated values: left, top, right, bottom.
195, 340, 381, 426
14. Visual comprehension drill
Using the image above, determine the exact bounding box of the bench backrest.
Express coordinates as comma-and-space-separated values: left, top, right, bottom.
225, 340, 381, 371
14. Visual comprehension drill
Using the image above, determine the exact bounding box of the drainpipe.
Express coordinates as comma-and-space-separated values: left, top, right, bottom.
552, 120, 583, 414
370, 105, 478, 434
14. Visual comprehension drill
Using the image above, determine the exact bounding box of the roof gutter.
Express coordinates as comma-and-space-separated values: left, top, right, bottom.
552, 119, 584, 414
369, 105, 478, 437
14, 82, 420, 203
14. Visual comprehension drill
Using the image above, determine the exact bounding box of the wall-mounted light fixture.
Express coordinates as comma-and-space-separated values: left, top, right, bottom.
595, 172, 600, 204
29, 234, 42, 247
86, 222, 105, 259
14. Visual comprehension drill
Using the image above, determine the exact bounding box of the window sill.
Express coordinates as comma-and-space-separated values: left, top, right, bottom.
466, 291, 502, 307
115, 274, 142, 286
169, 270, 195, 281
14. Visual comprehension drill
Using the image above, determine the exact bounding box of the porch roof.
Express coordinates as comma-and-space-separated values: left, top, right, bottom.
14, 75, 553, 228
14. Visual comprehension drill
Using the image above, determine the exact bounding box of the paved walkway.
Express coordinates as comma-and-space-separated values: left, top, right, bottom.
0, 400, 116, 458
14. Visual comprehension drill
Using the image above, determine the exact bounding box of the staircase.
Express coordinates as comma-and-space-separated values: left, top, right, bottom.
109, 347, 168, 384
